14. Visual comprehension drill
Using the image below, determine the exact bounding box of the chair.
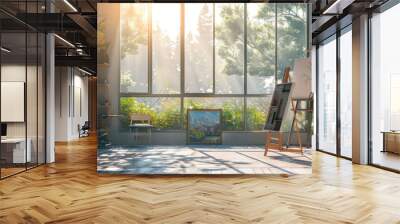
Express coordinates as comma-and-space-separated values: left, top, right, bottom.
129, 114, 153, 144
78, 121, 90, 138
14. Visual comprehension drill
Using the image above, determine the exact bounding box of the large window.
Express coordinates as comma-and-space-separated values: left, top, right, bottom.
277, 4, 308, 81
339, 28, 352, 158
246, 97, 272, 130
371, 4, 400, 171
317, 36, 337, 154
247, 3, 276, 94
215, 3, 244, 94
115, 3, 309, 132
185, 3, 214, 94
316, 25, 353, 159
152, 4, 181, 94
120, 4, 149, 93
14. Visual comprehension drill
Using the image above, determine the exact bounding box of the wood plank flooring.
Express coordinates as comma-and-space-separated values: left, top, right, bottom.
1, 136, 400, 223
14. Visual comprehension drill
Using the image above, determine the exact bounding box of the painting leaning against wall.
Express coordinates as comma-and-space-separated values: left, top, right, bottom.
188, 109, 222, 144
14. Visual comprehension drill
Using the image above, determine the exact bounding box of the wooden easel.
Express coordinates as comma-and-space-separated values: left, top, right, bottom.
282, 67, 291, 83
264, 131, 284, 156
285, 94, 313, 154
264, 67, 313, 156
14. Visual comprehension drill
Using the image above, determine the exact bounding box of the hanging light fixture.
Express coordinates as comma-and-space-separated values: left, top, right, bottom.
63, 0, 78, 12
1, 47, 11, 53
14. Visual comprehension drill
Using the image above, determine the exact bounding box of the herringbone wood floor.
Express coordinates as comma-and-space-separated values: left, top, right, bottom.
1, 136, 400, 224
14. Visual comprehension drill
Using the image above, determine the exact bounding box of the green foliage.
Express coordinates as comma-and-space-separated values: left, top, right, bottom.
246, 4, 276, 78
97, 18, 109, 65
185, 4, 214, 93
156, 104, 181, 129
190, 130, 205, 141
120, 5, 148, 59
221, 102, 244, 130
120, 97, 157, 127
185, 99, 245, 130
120, 71, 136, 92
215, 4, 245, 76
247, 106, 267, 130
121, 97, 267, 131
216, 4, 307, 80
120, 98, 181, 130
276, 4, 308, 78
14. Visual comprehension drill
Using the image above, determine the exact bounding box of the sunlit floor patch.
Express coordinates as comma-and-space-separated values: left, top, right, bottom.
97, 145, 312, 175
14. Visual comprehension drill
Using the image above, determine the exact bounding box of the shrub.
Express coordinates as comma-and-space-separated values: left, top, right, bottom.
120, 97, 268, 131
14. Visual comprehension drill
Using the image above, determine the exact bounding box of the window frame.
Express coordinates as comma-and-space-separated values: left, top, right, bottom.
315, 24, 353, 160
368, 1, 400, 173
118, 3, 310, 132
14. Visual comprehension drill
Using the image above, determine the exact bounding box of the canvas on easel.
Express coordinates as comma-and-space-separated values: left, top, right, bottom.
264, 68, 292, 154
264, 59, 313, 156
264, 83, 292, 131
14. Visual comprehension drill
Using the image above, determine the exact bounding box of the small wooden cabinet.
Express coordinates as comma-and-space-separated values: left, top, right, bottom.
382, 132, 400, 154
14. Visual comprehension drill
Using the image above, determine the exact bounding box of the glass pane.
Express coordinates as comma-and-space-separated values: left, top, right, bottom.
246, 97, 271, 130
340, 29, 352, 158
120, 4, 149, 93
318, 38, 337, 154
184, 97, 244, 131
1, 32, 27, 177
371, 4, 400, 171
120, 97, 181, 130
247, 3, 275, 94
27, 32, 38, 168
277, 4, 307, 81
215, 3, 244, 94
184, 3, 213, 93
26, 2, 41, 168
38, 33, 46, 164
152, 4, 181, 94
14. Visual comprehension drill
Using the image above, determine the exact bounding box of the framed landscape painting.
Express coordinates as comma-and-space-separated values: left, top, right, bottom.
187, 109, 222, 144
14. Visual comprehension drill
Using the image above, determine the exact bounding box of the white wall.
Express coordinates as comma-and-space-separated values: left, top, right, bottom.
1, 65, 29, 138
2, 63, 46, 164
55, 67, 68, 141
55, 67, 89, 141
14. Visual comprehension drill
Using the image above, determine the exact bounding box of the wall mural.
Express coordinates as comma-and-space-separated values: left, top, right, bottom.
97, 3, 312, 175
